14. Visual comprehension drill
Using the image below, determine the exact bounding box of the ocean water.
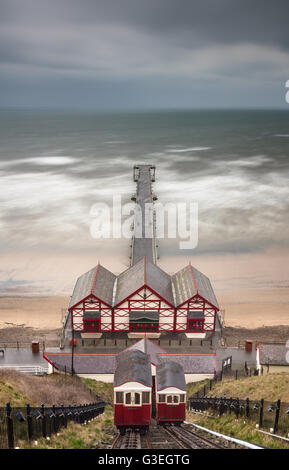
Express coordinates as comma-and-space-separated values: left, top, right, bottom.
0, 109, 289, 293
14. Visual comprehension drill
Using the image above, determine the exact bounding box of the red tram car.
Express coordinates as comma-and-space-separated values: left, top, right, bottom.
155, 361, 186, 425
114, 350, 152, 435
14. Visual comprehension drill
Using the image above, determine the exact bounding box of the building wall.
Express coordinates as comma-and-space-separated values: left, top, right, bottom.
176, 296, 216, 332
261, 365, 289, 374
185, 373, 215, 383
71, 296, 113, 332
114, 287, 175, 332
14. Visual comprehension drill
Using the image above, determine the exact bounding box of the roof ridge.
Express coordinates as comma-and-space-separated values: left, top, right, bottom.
189, 262, 198, 295
91, 263, 100, 295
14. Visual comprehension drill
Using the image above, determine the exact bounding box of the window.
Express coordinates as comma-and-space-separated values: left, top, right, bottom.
129, 323, 159, 333
142, 392, 150, 404
179, 394, 185, 403
115, 392, 123, 404
173, 395, 179, 404
123, 391, 144, 406
187, 318, 204, 332
125, 393, 131, 405
83, 318, 101, 332
167, 395, 172, 404
135, 392, 140, 405
158, 394, 165, 403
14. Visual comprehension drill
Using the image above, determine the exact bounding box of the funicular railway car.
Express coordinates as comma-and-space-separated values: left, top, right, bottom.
114, 349, 152, 435
155, 361, 186, 425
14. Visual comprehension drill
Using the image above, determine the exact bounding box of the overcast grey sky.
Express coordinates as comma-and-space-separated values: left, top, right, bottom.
1, 0, 289, 109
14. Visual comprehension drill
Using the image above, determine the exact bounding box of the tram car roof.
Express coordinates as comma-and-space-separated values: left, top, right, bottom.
156, 361, 186, 391
114, 349, 152, 388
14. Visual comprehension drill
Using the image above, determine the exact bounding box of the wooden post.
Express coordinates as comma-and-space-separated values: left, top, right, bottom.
26, 403, 33, 441
259, 398, 264, 428
6, 402, 14, 449
235, 398, 240, 419
246, 398, 250, 418
41, 404, 47, 438
274, 399, 281, 434
235, 369, 238, 380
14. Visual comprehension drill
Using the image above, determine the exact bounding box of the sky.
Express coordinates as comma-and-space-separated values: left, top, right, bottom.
1, 0, 289, 109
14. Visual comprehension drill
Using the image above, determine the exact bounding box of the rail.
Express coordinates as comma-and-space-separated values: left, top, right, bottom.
0, 365, 48, 376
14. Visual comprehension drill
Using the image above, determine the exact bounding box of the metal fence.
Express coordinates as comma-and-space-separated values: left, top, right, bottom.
189, 396, 289, 437
0, 401, 106, 448
193, 365, 261, 399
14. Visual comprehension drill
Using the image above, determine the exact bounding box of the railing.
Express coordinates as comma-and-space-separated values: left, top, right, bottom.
0, 341, 46, 350
0, 365, 48, 376
0, 401, 106, 449
189, 396, 289, 438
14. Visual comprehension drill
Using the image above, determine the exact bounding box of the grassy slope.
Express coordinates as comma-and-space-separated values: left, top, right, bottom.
186, 372, 289, 449
0, 372, 114, 449
21, 380, 115, 449
205, 372, 289, 402
0, 370, 95, 406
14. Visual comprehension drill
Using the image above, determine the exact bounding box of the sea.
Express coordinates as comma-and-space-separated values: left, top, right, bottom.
0, 108, 289, 294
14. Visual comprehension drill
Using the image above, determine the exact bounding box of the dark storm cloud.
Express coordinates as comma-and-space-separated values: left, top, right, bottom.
0, 0, 289, 108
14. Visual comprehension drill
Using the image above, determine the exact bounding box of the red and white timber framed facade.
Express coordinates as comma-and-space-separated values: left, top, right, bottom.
175, 295, 216, 333
70, 295, 113, 333
113, 286, 175, 332
69, 290, 216, 335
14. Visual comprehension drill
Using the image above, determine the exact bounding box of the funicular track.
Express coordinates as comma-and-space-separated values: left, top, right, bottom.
111, 429, 148, 449
110, 422, 228, 450
161, 424, 225, 449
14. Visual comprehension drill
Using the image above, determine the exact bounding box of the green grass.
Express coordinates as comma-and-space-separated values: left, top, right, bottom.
81, 378, 113, 405
205, 372, 289, 402
186, 372, 289, 450
21, 406, 115, 449
187, 411, 289, 449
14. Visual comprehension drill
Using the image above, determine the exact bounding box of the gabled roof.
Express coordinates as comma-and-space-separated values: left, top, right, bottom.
69, 264, 116, 309
124, 337, 168, 365
172, 264, 219, 309
156, 361, 186, 391
114, 350, 152, 387
114, 257, 174, 306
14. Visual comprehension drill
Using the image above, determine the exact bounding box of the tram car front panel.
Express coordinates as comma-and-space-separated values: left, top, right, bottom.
114, 350, 152, 434
156, 361, 186, 425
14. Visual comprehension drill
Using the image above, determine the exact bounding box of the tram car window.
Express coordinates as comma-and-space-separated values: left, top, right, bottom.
114, 350, 152, 435
155, 361, 186, 425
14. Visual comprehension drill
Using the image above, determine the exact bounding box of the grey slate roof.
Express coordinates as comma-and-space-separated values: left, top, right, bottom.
44, 353, 116, 374
172, 264, 219, 309
115, 257, 174, 306
259, 343, 288, 366
157, 353, 216, 374
156, 361, 186, 391
114, 350, 152, 387
125, 338, 168, 365
69, 264, 116, 309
